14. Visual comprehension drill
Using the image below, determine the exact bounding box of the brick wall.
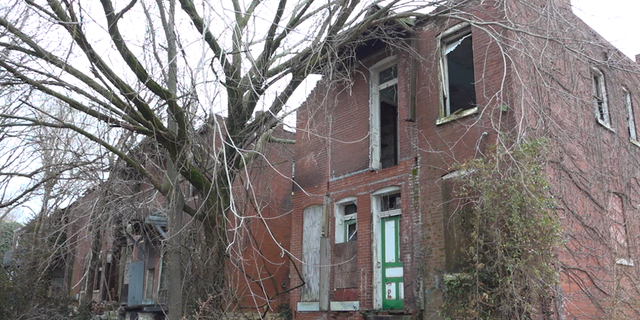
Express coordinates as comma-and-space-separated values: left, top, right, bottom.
291, 0, 640, 319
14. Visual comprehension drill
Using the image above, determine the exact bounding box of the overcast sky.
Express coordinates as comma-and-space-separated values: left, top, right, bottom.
572, 0, 640, 60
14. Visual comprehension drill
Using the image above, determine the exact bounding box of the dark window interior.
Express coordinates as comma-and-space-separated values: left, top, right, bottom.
380, 81, 398, 169
94, 268, 101, 290
446, 35, 476, 115
382, 193, 401, 211
344, 203, 357, 215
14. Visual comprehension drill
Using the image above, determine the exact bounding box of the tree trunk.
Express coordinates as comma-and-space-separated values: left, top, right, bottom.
161, 1, 184, 318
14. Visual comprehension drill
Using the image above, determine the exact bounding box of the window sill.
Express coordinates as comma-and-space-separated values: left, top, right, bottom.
616, 258, 634, 266
436, 107, 478, 125
297, 301, 320, 312
631, 138, 640, 148
330, 301, 359, 311
596, 118, 615, 132
379, 208, 402, 218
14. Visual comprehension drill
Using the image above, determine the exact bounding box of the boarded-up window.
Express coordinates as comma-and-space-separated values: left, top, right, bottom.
609, 194, 632, 265
333, 240, 358, 296
302, 205, 322, 302
442, 171, 473, 272
128, 261, 144, 306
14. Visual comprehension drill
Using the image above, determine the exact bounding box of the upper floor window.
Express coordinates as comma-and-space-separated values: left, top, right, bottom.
370, 56, 398, 170
624, 87, 637, 141
592, 68, 610, 127
438, 24, 477, 123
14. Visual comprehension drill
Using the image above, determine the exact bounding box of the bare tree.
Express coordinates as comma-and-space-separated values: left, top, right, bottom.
0, 0, 438, 316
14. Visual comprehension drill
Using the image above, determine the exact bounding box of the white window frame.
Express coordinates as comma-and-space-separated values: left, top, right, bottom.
437, 23, 478, 125
624, 87, 638, 145
335, 197, 358, 244
370, 56, 397, 170
371, 186, 402, 309
592, 68, 612, 129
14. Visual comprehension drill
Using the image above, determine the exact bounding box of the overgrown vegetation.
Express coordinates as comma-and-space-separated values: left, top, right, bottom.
0, 219, 21, 258
441, 139, 562, 320
0, 214, 91, 320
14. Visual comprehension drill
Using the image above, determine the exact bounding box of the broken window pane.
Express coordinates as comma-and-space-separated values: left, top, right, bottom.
444, 32, 476, 116
346, 220, 357, 242
379, 66, 397, 84
380, 85, 398, 105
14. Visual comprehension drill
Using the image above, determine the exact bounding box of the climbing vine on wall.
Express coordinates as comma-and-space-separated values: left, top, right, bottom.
441, 138, 562, 320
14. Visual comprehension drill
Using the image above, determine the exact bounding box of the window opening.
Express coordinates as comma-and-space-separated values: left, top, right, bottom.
144, 268, 155, 300
370, 58, 398, 170
624, 88, 636, 141
592, 69, 610, 126
379, 66, 398, 169
441, 29, 476, 117
94, 267, 102, 290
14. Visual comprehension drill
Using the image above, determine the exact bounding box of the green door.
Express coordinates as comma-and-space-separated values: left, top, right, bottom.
381, 215, 403, 309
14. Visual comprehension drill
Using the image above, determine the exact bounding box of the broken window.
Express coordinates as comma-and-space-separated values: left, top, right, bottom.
381, 193, 401, 212
624, 88, 637, 141
440, 26, 477, 119
335, 200, 357, 243
592, 68, 610, 127
370, 57, 398, 170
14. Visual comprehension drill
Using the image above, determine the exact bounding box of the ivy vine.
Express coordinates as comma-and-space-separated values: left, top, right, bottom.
441, 138, 562, 320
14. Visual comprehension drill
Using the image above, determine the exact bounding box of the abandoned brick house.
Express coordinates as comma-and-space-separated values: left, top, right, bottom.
289, 0, 640, 319
56, 124, 294, 319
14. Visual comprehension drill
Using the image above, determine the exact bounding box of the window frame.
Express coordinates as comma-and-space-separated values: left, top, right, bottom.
437, 23, 478, 125
591, 68, 612, 129
369, 56, 398, 170
335, 197, 358, 244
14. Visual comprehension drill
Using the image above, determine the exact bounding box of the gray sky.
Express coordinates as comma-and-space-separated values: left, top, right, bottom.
572, 0, 640, 60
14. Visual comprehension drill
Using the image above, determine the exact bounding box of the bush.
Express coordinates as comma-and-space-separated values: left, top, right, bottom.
441, 139, 561, 319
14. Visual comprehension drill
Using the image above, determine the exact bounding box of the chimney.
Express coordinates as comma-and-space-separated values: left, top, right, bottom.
636, 54, 640, 64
